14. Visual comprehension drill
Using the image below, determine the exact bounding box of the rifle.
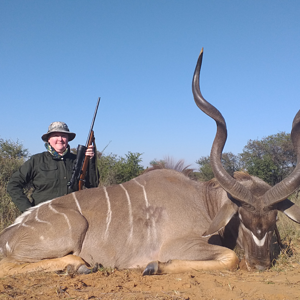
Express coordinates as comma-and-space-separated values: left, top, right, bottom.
68, 97, 100, 191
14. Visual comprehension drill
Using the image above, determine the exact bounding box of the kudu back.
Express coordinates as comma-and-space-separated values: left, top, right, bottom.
1, 49, 300, 276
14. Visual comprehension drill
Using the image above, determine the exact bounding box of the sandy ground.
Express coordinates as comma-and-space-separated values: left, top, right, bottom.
1, 263, 300, 300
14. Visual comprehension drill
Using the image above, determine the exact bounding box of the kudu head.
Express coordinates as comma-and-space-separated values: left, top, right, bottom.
193, 48, 300, 270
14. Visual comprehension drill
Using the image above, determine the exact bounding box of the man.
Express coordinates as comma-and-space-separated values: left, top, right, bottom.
7, 121, 99, 212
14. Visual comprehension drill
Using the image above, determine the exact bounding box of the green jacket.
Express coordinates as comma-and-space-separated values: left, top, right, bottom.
7, 148, 99, 212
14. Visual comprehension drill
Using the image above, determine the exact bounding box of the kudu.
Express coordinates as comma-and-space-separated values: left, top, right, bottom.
1, 49, 300, 277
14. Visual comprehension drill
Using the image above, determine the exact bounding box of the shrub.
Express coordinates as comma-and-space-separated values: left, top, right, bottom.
98, 152, 144, 186
0, 139, 28, 231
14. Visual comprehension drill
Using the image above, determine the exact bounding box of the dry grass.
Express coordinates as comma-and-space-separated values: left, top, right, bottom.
271, 192, 300, 271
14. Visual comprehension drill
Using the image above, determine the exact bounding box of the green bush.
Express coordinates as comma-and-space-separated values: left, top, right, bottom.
0, 139, 28, 231
240, 132, 295, 186
195, 152, 241, 181
98, 152, 144, 186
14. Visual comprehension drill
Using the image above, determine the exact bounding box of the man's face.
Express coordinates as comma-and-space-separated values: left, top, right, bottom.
48, 132, 69, 154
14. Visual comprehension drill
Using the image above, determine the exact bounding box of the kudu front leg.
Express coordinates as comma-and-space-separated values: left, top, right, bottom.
143, 248, 239, 275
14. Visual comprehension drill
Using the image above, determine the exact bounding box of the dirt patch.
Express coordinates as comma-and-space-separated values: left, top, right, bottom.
1, 265, 300, 300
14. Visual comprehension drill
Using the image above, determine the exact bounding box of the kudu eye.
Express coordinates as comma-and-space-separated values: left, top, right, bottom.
241, 203, 256, 212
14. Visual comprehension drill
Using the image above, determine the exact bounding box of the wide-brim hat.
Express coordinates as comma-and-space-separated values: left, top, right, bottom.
41, 121, 76, 142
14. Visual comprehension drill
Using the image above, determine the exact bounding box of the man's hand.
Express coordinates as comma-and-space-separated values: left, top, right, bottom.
85, 145, 94, 159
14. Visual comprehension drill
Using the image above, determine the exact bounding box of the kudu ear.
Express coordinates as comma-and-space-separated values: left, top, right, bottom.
277, 199, 300, 223
202, 201, 238, 237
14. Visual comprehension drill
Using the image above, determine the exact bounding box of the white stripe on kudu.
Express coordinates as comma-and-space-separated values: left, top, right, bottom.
120, 184, 134, 241
35, 207, 51, 225
133, 178, 154, 240
133, 179, 149, 208
19, 210, 36, 231
103, 187, 112, 240
49, 203, 71, 230
21, 222, 35, 231
251, 232, 267, 247
72, 193, 82, 215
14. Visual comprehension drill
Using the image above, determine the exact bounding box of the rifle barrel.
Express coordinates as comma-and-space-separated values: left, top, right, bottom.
85, 97, 101, 147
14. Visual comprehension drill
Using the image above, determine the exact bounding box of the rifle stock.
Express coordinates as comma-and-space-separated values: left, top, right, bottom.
78, 130, 94, 190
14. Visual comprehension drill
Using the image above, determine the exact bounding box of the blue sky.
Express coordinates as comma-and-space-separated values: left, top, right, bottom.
1, 1, 299, 168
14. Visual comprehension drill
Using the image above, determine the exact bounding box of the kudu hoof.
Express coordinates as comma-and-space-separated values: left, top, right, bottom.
142, 261, 159, 276
77, 263, 99, 274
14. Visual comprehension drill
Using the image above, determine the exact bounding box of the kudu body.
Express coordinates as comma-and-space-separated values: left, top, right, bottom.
1, 49, 300, 276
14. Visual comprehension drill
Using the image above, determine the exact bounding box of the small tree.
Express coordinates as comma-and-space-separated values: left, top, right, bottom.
98, 152, 144, 186
240, 132, 296, 185
0, 138, 28, 160
0, 139, 28, 230
115, 152, 144, 183
196, 152, 241, 181
245, 154, 279, 185
195, 156, 215, 181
